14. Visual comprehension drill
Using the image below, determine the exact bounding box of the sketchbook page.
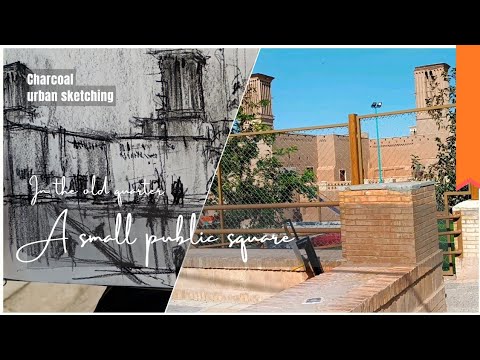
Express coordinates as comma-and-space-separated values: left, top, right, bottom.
3, 48, 258, 288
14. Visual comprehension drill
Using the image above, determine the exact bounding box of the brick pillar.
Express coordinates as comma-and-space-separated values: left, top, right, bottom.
339, 181, 438, 265
453, 200, 479, 279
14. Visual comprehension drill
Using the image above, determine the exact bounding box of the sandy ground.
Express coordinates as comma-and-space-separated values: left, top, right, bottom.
3, 281, 105, 313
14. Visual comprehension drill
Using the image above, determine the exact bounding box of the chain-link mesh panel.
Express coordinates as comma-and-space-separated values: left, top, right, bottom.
198, 125, 347, 247
197, 103, 460, 254
359, 105, 463, 211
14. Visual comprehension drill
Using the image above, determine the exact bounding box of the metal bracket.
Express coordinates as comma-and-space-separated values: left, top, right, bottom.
285, 219, 324, 276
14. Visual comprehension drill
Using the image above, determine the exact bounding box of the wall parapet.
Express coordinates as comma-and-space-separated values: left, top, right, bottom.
453, 200, 479, 280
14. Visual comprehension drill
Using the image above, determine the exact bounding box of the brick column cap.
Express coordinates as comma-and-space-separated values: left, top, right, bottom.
338, 181, 435, 192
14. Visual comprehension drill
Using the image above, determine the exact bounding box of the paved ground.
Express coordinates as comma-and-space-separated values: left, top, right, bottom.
4, 277, 478, 313
444, 278, 479, 313
168, 279, 479, 313
3, 281, 106, 313
168, 274, 480, 313
167, 299, 251, 313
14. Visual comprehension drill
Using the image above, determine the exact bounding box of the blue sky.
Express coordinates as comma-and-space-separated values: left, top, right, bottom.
252, 48, 456, 137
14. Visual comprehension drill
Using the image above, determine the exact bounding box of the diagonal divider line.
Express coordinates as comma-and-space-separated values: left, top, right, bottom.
165, 48, 262, 312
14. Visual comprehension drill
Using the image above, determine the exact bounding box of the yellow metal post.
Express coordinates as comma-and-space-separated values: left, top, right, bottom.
470, 184, 479, 200
216, 165, 226, 244
317, 184, 322, 223
348, 114, 361, 185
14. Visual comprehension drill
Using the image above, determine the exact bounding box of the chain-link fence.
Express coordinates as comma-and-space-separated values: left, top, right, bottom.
197, 124, 349, 248
195, 102, 472, 258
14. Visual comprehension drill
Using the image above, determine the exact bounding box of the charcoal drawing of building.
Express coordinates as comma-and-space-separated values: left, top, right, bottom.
3, 48, 257, 287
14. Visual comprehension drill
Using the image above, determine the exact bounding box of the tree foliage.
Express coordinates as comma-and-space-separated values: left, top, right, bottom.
411, 67, 467, 210
208, 90, 317, 228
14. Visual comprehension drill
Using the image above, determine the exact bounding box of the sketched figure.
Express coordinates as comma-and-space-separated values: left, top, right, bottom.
65, 229, 78, 267
93, 221, 106, 240
172, 245, 185, 276
49, 226, 78, 265
133, 181, 141, 203
170, 180, 176, 204
171, 177, 184, 206
148, 180, 156, 205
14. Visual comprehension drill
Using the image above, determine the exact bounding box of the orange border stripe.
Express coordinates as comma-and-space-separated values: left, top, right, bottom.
456, 45, 480, 190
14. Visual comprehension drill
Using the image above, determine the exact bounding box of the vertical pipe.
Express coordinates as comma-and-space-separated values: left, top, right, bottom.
444, 192, 450, 272
455, 211, 463, 259
375, 107, 383, 183
317, 184, 322, 223
356, 116, 364, 184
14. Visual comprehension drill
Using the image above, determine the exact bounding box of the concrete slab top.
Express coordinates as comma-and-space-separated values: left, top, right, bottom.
338, 181, 435, 192
453, 199, 479, 210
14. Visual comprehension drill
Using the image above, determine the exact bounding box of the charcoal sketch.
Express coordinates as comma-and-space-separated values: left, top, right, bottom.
3, 48, 258, 287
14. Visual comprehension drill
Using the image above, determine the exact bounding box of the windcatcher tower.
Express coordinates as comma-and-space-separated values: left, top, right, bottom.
244, 73, 275, 127
413, 63, 451, 137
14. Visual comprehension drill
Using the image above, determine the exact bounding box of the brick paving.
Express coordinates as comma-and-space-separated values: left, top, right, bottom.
242, 252, 444, 313
444, 278, 479, 313
240, 266, 396, 313
167, 299, 250, 313
169, 275, 479, 313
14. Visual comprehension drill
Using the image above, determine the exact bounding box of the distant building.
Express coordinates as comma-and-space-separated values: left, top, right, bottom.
246, 63, 451, 184
245, 63, 451, 221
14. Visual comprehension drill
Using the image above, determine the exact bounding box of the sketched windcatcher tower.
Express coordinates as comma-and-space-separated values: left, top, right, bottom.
153, 49, 207, 122
128, 49, 225, 206
132, 50, 207, 135
128, 49, 217, 207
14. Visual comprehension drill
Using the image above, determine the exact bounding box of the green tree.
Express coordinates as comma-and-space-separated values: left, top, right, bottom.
208, 89, 317, 229
411, 67, 467, 210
